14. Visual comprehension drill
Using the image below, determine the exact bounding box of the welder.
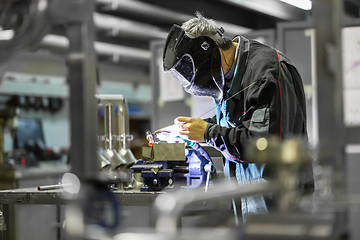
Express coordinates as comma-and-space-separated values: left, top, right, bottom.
162, 12, 314, 221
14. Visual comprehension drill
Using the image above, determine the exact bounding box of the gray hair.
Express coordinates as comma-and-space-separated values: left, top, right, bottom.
181, 12, 230, 48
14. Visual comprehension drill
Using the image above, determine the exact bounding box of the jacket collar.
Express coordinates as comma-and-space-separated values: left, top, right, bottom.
226, 36, 250, 101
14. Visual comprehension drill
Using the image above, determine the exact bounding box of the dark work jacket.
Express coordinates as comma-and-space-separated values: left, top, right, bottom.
204, 36, 314, 195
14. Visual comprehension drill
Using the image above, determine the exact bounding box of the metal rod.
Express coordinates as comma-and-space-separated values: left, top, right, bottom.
104, 103, 115, 150
154, 180, 278, 233
37, 184, 72, 191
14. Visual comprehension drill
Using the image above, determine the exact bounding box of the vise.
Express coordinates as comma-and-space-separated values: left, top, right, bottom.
131, 142, 213, 192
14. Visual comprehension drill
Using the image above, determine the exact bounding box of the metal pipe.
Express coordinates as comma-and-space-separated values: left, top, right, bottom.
41, 34, 151, 62
115, 97, 136, 166
154, 180, 278, 233
96, 0, 251, 36
37, 183, 72, 191
94, 13, 168, 40
117, 98, 129, 150
97, 94, 136, 167
104, 103, 115, 150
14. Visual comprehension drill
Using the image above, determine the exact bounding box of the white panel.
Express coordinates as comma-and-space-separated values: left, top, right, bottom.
342, 27, 360, 89
157, 58, 184, 102
344, 89, 360, 126
342, 26, 360, 126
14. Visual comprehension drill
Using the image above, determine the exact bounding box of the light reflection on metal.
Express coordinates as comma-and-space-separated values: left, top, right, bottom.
281, 0, 312, 10
0, 29, 14, 40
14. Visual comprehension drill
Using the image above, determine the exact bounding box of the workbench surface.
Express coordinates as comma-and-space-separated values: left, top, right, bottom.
0, 187, 162, 206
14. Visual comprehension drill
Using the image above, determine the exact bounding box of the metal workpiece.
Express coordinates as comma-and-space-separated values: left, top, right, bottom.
154, 180, 278, 234
142, 143, 186, 161
104, 103, 116, 150
97, 94, 136, 169
97, 97, 126, 170
97, 94, 123, 151
116, 98, 136, 166
97, 150, 112, 171
97, 94, 138, 193
102, 149, 128, 171
116, 96, 132, 151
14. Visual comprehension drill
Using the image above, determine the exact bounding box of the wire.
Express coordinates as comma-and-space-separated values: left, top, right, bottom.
198, 81, 257, 118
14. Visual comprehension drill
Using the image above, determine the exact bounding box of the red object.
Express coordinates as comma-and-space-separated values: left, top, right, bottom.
275, 49, 283, 141
20, 157, 26, 166
147, 143, 153, 147
46, 148, 53, 155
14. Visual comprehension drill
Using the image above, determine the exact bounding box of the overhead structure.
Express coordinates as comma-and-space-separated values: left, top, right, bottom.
96, 0, 252, 36
224, 0, 308, 19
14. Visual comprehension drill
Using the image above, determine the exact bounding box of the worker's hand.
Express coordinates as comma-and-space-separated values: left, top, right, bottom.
175, 116, 208, 142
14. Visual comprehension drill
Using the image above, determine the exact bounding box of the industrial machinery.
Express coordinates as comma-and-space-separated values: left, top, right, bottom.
96, 95, 215, 192
96, 94, 136, 188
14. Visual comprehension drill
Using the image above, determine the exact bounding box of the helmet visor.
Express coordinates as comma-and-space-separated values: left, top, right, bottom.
169, 54, 195, 88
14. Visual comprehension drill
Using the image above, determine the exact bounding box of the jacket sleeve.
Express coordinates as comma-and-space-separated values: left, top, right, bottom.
204, 76, 278, 163
203, 115, 217, 124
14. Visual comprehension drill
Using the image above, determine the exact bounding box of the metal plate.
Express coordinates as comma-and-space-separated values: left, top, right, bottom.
143, 143, 185, 161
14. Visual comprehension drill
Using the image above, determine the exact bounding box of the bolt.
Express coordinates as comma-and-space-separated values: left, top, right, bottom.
153, 178, 158, 185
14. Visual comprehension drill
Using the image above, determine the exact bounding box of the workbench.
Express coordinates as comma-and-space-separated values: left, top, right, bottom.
0, 166, 164, 240
0, 187, 161, 206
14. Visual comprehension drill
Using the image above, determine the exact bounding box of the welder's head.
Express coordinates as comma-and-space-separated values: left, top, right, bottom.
163, 22, 225, 104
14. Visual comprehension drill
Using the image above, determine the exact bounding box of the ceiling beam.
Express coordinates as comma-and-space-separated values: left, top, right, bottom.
129, 0, 302, 29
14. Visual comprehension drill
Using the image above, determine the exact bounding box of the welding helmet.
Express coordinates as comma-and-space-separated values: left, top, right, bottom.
163, 25, 224, 104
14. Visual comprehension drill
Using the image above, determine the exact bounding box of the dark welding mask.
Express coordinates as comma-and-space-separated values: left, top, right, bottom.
163, 25, 224, 104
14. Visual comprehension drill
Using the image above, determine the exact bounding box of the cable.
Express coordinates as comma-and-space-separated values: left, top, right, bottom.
198, 81, 257, 118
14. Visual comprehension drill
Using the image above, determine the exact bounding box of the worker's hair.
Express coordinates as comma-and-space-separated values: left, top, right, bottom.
181, 12, 232, 49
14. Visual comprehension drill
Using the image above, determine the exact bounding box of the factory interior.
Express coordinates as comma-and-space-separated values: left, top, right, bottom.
0, 0, 360, 239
